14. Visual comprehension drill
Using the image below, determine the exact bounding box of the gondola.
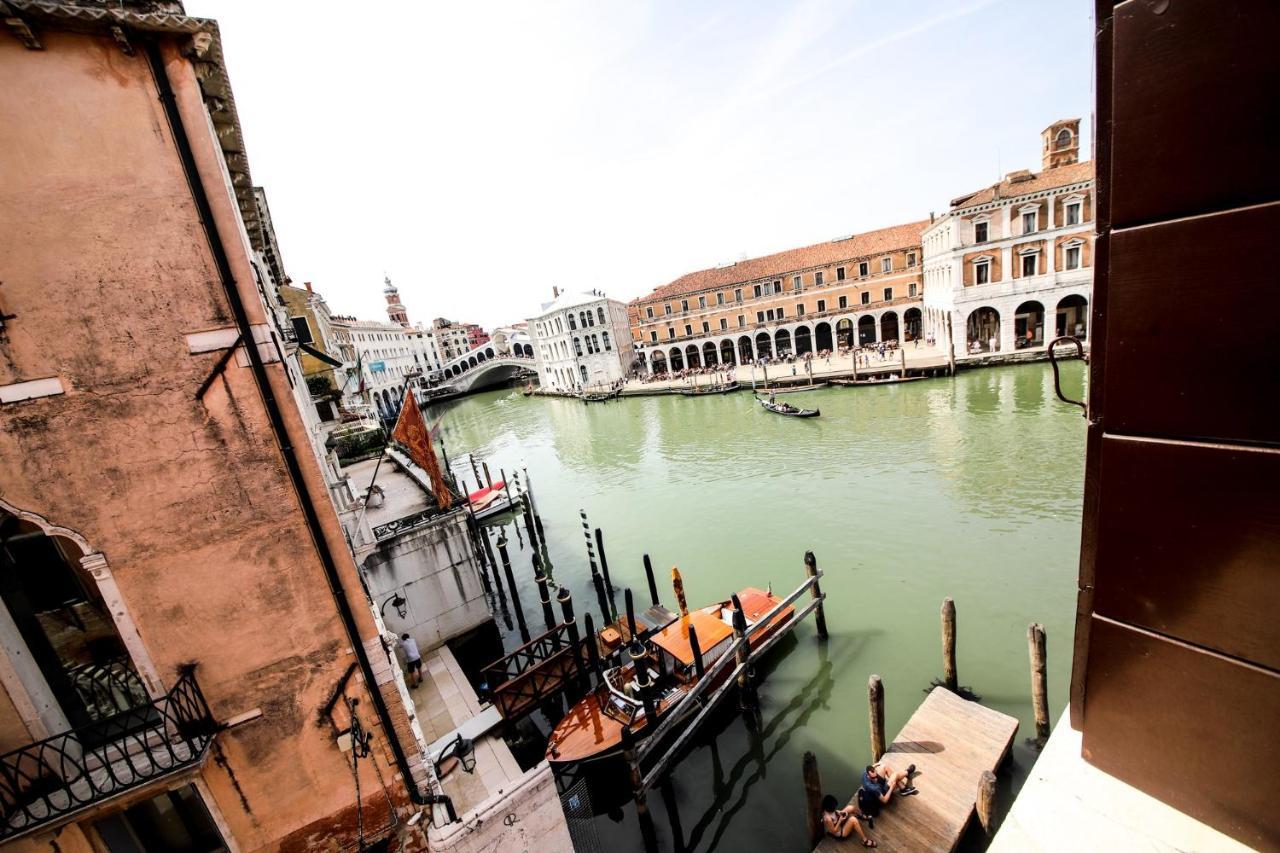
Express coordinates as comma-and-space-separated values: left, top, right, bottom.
758, 396, 820, 418
677, 382, 739, 397
545, 587, 793, 765
582, 389, 620, 403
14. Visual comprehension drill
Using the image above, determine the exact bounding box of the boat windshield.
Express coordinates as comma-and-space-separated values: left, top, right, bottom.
598, 667, 642, 724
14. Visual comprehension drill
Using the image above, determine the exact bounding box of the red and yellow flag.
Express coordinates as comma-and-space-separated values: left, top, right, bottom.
391, 389, 453, 509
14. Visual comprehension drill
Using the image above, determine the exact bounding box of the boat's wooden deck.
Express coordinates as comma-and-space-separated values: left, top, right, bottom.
815, 687, 1018, 852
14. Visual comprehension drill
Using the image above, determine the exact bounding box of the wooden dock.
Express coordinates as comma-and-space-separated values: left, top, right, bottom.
816, 687, 1018, 852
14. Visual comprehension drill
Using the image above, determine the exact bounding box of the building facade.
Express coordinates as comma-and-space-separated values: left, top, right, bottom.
922, 120, 1094, 360
429, 319, 472, 363
630, 221, 928, 374
0, 6, 444, 850
529, 292, 632, 391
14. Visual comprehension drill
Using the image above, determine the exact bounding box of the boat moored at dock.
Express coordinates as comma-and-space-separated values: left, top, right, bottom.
546, 587, 793, 764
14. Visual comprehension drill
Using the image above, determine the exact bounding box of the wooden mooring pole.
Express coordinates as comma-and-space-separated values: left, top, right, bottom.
731, 598, 753, 706
524, 467, 545, 539
688, 624, 705, 679
557, 586, 579, 649
482, 460, 493, 488
534, 555, 556, 634
869, 674, 885, 763
803, 751, 823, 848
621, 725, 647, 815
977, 769, 998, 837
582, 611, 602, 681
803, 551, 828, 639
942, 597, 958, 692
497, 536, 529, 643
1028, 622, 1050, 743
643, 554, 659, 606
595, 527, 618, 618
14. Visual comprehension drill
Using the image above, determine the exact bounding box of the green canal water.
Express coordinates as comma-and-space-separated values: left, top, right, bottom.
434, 360, 1087, 852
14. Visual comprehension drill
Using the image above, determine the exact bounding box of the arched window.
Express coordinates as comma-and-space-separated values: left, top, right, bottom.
568, 314, 576, 331
579, 365, 588, 383
597, 307, 605, 324
573, 337, 582, 356
602, 332, 612, 351
1055, 128, 1072, 149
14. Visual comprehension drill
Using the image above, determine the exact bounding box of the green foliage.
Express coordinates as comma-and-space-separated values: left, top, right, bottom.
335, 428, 385, 461
306, 373, 335, 398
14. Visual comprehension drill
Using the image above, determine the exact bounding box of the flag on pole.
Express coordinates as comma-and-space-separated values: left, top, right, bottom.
391, 388, 452, 509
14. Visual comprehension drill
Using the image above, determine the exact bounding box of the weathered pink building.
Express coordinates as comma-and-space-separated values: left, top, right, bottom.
0, 3, 440, 850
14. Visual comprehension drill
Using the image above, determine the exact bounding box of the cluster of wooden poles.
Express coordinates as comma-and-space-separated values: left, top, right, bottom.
801, 597, 1051, 844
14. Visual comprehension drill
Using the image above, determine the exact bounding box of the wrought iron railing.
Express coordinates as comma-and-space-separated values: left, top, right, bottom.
65, 659, 151, 723
0, 669, 216, 839
372, 506, 449, 541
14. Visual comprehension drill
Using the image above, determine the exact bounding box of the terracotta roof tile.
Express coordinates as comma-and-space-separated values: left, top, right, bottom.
952, 161, 1095, 210
640, 219, 929, 302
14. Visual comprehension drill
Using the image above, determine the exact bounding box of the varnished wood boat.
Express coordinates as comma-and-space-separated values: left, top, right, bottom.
757, 382, 828, 394
758, 397, 820, 418
829, 375, 924, 387
581, 389, 620, 403
678, 382, 739, 396
546, 587, 793, 764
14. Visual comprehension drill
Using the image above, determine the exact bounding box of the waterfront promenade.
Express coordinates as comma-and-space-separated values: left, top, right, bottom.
623, 343, 950, 393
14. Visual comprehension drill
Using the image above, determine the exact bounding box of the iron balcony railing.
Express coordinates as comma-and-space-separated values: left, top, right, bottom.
0, 669, 216, 840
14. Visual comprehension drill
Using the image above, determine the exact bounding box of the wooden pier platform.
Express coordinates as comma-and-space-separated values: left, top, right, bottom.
816, 687, 1018, 852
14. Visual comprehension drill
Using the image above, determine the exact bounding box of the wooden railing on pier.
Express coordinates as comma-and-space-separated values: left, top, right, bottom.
482, 622, 581, 720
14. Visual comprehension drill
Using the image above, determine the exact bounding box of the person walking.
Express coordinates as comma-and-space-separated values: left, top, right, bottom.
398, 633, 423, 688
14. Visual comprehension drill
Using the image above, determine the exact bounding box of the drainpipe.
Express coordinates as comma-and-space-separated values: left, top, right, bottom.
145, 40, 453, 820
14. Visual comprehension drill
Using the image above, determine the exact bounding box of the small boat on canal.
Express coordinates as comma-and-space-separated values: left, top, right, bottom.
758, 396, 820, 418
581, 389, 620, 403
758, 382, 828, 394
467, 481, 514, 520
678, 382, 739, 397
546, 587, 793, 765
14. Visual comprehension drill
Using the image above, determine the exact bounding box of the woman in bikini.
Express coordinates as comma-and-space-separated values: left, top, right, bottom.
821, 794, 876, 847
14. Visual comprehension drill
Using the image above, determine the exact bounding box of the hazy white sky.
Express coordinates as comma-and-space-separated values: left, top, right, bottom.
187, 0, 1094, 329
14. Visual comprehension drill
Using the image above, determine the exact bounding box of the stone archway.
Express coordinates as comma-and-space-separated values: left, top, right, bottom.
738, 336, 754, 363
1056, 294, 1089, 338
775, 328, 792, 357
755, 332, 772, 359
1015, 301, 1046, 348
794, 325, 812, 356
685, 344, 701, 369
836, 319, 854, 349
815, 322, 833, 352
0, 500, 164, 741
880, 311, 900, 342
669, 348, 684, 371
702, 341, 718, 366
904, 308, 922, 341
651, 351, 667, 374
720, 339, 736, 365
858, 316, 877, 345
966, 307, 1001, 352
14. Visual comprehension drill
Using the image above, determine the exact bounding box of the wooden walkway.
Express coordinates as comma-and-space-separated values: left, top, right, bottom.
816, 687, 1018, 852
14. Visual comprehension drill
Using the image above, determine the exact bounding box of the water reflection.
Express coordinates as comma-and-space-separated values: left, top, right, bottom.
432, 361, 1086, 852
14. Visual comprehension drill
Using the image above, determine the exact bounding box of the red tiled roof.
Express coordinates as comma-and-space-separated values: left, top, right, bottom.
951, 161, 1095, 210
640, 219, 929, 303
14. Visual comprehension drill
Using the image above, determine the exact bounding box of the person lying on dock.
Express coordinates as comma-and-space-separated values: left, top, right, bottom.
821, 794, 877, 847
858, 762, 918, 815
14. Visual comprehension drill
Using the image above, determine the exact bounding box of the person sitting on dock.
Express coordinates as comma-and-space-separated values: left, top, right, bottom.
821, 794, 877, 847
858, 762, 918, 815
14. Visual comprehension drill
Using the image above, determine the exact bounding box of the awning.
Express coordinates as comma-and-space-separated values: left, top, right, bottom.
299, 343, 343, 367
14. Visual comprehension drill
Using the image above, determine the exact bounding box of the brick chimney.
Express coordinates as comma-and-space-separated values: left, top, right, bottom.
304, 281, 313, 293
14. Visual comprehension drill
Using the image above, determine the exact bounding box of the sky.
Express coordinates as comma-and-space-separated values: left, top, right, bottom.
186, 0, 1095, 330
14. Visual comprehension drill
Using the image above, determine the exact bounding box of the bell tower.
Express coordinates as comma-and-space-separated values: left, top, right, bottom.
1042, 118, 1080, 170
384, 275, 409, 326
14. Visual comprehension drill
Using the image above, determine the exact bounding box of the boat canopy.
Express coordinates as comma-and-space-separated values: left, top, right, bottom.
651, 610, 733, 666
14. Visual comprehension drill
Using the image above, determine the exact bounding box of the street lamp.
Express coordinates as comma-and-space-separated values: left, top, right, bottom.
381, 592, 408, 620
